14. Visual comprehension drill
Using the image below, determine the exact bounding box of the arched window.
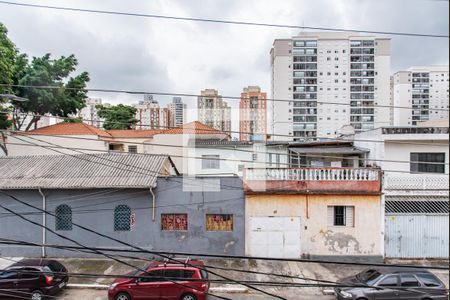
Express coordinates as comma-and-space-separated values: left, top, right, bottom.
114, 205, 131, 231
55, 205, 72, 231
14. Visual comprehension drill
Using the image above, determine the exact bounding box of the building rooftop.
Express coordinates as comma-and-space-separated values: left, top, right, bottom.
189, 138, 253, 147
25, 122, 111, 138
106, 129, 163, 138
161, 121, 225, 135
0, 153, 178, 189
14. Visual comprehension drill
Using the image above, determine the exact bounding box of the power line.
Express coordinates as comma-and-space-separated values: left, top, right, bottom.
3, 132, 449, 176
2, 83, 449, 112
3, 111, 449, 149
0, 1, 447, 38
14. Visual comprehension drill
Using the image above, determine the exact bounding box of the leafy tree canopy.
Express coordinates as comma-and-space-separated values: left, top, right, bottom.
96, 104, 137, 130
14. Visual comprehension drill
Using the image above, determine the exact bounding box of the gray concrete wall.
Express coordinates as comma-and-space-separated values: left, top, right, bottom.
0, 177, 245, 258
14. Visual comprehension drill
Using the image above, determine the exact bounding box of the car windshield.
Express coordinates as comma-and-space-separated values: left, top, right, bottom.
357, 270, 382, 285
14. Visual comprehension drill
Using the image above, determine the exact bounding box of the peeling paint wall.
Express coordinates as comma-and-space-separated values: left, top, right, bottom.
245, 194, 382, 258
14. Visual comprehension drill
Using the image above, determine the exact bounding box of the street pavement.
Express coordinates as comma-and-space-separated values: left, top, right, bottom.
58, 289, 336, 300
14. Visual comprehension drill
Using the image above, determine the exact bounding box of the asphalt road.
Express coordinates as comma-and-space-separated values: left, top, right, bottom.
58, 289, 335, 300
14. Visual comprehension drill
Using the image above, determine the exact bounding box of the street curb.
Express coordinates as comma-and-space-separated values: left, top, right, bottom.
67, 284, 249, 293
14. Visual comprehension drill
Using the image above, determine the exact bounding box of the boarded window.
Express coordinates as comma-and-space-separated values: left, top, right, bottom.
410, 153, 445, 174
114, 205, 131, 231
202, 155, 220, 169
55, 204, 72, 231
161, 214, 188, 231
206, 214, 233, 232
328, 206, 354, 227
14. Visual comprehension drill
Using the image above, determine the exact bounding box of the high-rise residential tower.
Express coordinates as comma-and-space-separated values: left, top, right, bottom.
198, 89, 231, 133
392, 66, 449, 126
168, 97, 187, 128
78, 98, 110, 128
271, 32, 391, 141
134, 95, 164, 129
239, 86, 267, 142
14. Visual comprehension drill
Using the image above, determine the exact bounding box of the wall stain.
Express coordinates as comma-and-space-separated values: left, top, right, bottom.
322, 230, 362, 254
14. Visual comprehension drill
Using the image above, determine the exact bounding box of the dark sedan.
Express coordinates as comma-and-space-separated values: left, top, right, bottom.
0, 259, 69, 300
335, 268, 449, 300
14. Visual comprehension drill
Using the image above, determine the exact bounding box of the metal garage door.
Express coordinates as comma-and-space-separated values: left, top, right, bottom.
249, 216, 301, 258
385, 215, 449, 258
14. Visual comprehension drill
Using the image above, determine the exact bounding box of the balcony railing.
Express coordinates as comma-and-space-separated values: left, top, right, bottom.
382, 127, 449, 135
384, 174, 449, 190
245, 168, 379, 181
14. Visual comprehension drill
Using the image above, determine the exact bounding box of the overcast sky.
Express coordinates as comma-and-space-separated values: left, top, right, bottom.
0, 0, 448, 124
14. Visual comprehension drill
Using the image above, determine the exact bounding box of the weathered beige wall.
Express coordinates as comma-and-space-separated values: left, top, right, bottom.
245, 194, 382, 257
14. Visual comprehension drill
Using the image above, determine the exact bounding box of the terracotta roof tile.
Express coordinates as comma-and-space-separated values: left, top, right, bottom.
162, 121, 224, 135
106, 130, 163, 138
25, 122, 111, 137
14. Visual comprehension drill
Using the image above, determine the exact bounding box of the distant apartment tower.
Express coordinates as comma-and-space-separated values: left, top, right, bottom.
271, 32, 391, 141
392, 66, 449, 126
168, 97, 187, 127
239, 86, 267, 141
134, 95, 163, 129
79, 98, 109, 128
198, 89, 231, 133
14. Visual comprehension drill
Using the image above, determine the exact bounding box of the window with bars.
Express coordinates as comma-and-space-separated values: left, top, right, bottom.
410, 153, 446, 174
114, 205, 131, 231
55, 204, 72, 231
328, 206, 354, 227
206, 214, 233, 232
128, 145, 138, 153
161, 214, 188, 231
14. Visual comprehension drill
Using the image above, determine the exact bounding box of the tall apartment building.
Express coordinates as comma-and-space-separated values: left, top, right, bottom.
239, 86, 267, 141
271, 32, 391, 141
134, 95, 163, 129
168, 97, 187, 128
392, 66, 449, 126
198, 89, 231, 133
78, 98, 109, 128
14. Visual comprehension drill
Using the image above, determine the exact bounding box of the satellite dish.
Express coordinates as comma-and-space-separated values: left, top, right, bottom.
336, 125, 355, 137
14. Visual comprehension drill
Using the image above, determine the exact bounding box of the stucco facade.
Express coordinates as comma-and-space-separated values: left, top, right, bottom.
245, 194, 382, 260
0, 177, 245, 258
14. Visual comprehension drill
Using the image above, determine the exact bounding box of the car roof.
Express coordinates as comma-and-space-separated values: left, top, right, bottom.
364, 267, 434, 275
147, 259, 205, 270
10, 259, 58, 268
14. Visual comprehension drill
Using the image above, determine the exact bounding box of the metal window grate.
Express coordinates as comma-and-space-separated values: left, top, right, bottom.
55, 204, 72, 231
114, 205, 131, 231
386, 201, 449, 214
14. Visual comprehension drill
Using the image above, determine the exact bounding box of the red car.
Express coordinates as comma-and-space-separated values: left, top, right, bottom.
108, 260, 209, 300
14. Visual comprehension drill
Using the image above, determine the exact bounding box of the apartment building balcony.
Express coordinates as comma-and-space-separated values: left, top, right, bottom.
244, 168, 381, 195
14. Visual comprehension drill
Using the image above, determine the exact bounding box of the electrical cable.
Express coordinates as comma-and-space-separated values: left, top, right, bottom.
0, 195, 289, 300
1, 83, 449, 112
0, 1, 447, 38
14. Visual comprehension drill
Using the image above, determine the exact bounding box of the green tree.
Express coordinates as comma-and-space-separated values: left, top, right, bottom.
0, 23, 16, 130
96, 104, 137, 130
14, 54, 90, 131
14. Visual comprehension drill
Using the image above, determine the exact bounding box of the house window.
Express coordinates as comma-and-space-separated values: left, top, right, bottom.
161, 214, 188, 231
128, 145, 138, 153
328, 206, 354, 227
55, 205, 72, 231
252, 153, 258, 161
410, 153, 445, 173
114, 205, 131, 231
202, 155, 220, 169
206, 214, 233, 231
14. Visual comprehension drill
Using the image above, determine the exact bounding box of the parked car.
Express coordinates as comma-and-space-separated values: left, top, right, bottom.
108, 259, 209, 300
0, 259, 69, 300
335, 267, 449, 300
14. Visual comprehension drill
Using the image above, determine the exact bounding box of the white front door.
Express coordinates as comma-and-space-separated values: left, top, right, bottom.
249, 216, 301, 258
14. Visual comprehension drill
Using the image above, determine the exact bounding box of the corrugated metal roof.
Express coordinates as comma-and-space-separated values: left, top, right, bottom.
289, 146, 369, 154
0, 153, 173, 189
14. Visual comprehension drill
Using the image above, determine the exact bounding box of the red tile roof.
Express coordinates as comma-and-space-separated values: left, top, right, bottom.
106, 130, 163, 138
25, 122, 111, 137
162, 121, 224, 135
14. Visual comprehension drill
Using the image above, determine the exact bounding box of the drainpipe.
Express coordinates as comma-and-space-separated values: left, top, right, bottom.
38, 188, 46, 257
150, 187, 156, 222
